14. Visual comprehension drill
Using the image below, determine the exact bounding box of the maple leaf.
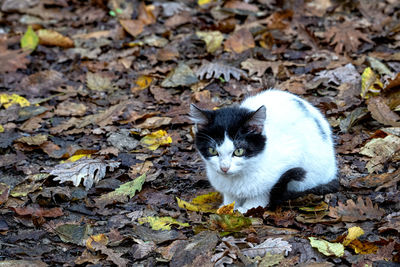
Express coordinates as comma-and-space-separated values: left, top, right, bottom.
328, 196, 384, 222
325, 20, 373, 54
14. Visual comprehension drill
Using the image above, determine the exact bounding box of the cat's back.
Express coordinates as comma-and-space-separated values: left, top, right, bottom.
240, 89, 332, 142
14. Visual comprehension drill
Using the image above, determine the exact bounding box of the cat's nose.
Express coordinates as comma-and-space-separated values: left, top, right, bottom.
220, 166, 229, 173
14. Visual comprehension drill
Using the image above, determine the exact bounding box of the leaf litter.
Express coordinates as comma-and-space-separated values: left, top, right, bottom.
1, 0, 400, 266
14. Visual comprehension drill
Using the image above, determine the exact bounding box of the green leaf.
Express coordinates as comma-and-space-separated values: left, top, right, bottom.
138, 216, 190, 231
309, 237, 344, 257
94, 173, 146, 208
21, 25, 39, 52
114, 173, 146, 198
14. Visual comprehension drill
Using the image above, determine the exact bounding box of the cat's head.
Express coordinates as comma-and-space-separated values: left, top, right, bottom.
190, 104, 266, 175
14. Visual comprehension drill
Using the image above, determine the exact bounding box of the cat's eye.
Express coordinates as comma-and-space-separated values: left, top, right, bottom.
208, 147, 218, 156
234, 148, 245, 157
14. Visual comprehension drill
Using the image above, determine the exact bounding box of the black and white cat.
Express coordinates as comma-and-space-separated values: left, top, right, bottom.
190, 89, 338, 213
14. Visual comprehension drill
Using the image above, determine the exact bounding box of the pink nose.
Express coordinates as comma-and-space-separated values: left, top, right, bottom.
220, 167, 229, 173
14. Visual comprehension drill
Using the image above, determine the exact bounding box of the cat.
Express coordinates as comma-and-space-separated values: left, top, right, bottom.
190, 89, 338, 213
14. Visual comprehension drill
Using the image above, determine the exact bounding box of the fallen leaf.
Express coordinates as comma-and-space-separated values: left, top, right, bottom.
55, 223, 92, 245
120, 19, 144, 37
95, 173, 146, 208
348, 239, 378, 254
11, 204, 63, 218
138, 216, 190, 231
0, 93, 30, 109
361, 67, 383, 99
309, 237, 344, 257
314, 63, 361, 86
177, 192, 221, 213
86, 72, 113, 91
328, 196, 385, 222
224, 28, 255, 53
343, 226, 364, 246
217, 202, 235, 215
349, 169, 400, 190
0, 41, 30, 73
324, 20, 373, 54
0, 183, 10, 205
131, 75, 153, 92
196, 31, 224, 53
90, 240, 129, 267
135, 116, 172, 129
15, 134, 47, 146
210, 214, 252, 232
197, 61, 246, 81
367, 96, 400, 127
241, 58, 276, 77
21, 25, 39, 52
359, 134, 400, 173
50, 159, 120, 190
242, 238, 292, 258
161, 63, 198, 87
37, 29, 74, 48
140, 130, 172, 150
86, 234, 109, 250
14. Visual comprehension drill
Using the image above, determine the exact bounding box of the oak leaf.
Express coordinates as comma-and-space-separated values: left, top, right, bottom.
49, 159, 120, 190
328, 196, 384, 222
197, 61, 246, 81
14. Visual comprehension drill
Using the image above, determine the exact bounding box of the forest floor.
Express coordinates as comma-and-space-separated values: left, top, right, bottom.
0, 0, 400, 266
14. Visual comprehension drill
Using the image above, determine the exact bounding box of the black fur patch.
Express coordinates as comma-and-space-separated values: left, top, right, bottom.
269, 167, 339, 209
293, 98, 327, 140
195, 107, 266, 158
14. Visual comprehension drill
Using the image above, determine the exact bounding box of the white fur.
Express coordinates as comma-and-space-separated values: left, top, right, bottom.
201, 89, 337, 213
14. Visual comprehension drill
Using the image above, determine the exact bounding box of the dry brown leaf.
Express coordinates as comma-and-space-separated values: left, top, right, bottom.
241, 58, 280, 77
135, 116, 172, 129
120, 19, 144, 37
328, 196, 384, 222
37, 29, 74, 48
224, 28, 255, 54
367, 96, 400, 127
325, 21, 373, 54
349, 169, 400, 190
0, 46, 29, 73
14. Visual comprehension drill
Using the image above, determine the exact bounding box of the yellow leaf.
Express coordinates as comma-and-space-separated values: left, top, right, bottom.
86, 233, 108, 251
210, 214, 252, 232
0, 125, 4, 133
62, 154, 91, 163
343, 226, 365, 246
138, 216, 190, 231
309, 237, 344, 257
131, 75, 153, 92
176, 192, 222, 213
21, 25, 39, 52
217, 202, 235, 215
140, 130, 172, 150
361, 67, 383, 99
0, 94, 30, 109
196, 31, 224, 53
198, 0, 213, 5
348, 239, 378, 254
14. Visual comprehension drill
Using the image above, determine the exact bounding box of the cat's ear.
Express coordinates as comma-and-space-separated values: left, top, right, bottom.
189, 104, 209, 126
246, 106, 266, 133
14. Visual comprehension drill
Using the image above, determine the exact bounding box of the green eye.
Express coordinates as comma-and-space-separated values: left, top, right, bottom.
234, 148, 245, 156
208, 147, 218, 156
